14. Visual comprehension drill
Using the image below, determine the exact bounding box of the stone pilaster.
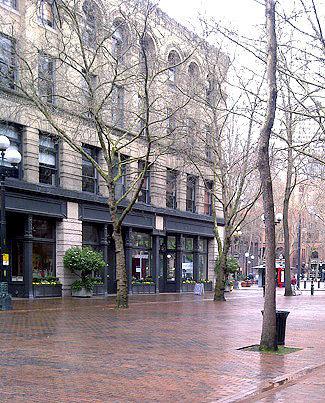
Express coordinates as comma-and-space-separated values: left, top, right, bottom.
23, 126, 39, 184
56, 202, 82, 296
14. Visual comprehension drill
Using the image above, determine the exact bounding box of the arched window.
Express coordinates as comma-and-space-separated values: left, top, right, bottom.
140, 34, 155, 76
82, 0, 99, 48
188, 62, 199, 80
112, 19, 128, 60
167, 50, 180, 85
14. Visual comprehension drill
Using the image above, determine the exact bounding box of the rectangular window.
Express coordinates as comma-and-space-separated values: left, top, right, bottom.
39, 133, 58, 186
111, 85, 124, 128
166, 168, 177, 209
114, 154, 127, 200
39, 0, 55, 28
0, 33, 15, 89
187, 118, 196, 147
0, 122, 22, 179
82, 70, 97, 116
39, 53, 55, 104
0, 0, 17, 9
204, 180, 213, 216
82, 144, 99, 193
205, 126, 212, 160
167, 108, 176, 134
137, 160, 150, 204
186, 174, 196, 213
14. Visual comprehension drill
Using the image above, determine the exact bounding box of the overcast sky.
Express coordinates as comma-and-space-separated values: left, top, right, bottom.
157, 0, 266, 38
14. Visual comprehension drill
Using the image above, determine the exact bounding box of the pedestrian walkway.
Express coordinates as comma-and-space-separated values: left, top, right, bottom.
1, 289, 325, 402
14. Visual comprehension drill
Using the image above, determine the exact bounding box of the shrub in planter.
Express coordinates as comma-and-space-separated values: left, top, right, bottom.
63, 247, 106, 293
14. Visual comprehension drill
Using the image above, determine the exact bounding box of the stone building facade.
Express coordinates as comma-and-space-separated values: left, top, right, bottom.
0, 0, 226, 297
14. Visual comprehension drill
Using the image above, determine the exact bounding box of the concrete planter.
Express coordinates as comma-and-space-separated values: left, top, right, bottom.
33, 285, 62, 298
71, 287, 93, 297
131, 283, 155, 294
181, 283, 195, 292
93, 284, 105, 296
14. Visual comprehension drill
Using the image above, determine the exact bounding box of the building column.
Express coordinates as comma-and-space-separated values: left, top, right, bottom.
124, 227, 133, 293
193, 236, 199, 282
23, 215, 33, 298
176, 234, 183, 292
152, 235, 160, 293
100, 224, 108, 296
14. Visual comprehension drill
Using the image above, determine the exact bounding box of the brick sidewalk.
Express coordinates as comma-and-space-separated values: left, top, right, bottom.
1, 289, 325, 402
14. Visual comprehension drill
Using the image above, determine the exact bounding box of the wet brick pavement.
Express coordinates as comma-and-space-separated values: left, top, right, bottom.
1, 288, 325, 402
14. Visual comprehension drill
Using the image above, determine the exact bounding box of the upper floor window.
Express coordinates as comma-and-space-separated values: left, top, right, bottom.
167, 50, 180, 86
112, 19, 127, 61
204, 180, 213, 216
39, 133, 58, 186
82, 144, 99, 193
114, 154, 128, 200
111, 85, 124, 128
39, 0, 55, 28
166, 168, 177, 209
187, 118, 196, 147
140, 34, 155, 76
0, 33, 15, 90
82, 0, 98, 48
38, 53, 55, 104
137, 160, 150, 204
205, 125, 212, 160
1, 0, 17, 9
82, 69, 97, 115
0, 122, 21, 179
167, 108, 176, 134
186, 174, 196, 213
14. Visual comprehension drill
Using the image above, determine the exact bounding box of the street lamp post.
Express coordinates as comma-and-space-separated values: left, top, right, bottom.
244, 252, 249, 277
0, 135, 21, 310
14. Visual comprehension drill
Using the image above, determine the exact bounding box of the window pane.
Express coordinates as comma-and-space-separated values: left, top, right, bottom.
0, 33, 15, 89
167, 252, 176, 281
185, 237, 193, 251
132, 231, 151, 248
82, 223, 100, 244
132, 250, 152, 279
182, 253, 193, 280
11, 240, 24, 281
32, 242, 55, 278
199, 254, 207, 281
32, 218, 54, 239
167, 236, 176, 250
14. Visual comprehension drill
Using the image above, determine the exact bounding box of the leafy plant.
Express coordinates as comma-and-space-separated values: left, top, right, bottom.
63, 247, 106, 291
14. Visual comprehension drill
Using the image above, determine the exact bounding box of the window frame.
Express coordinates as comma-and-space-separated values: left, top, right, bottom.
82, 144, 99, 194
0, 32, 16, 90
38, 52, 55, 104
0, 0, 17, 10
166, 168, 177, 209
186, 174, 196, 213
111, 85, 124, 128
137, 160, 150, 204
38, 0, 55, 29
204, 180, 213, 216
0, 122, 22, 179
39, 132, 59, 186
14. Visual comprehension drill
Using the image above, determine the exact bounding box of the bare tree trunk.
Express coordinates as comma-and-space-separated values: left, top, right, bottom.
112, 218, 128, 308
214, 237, 230, 301
284, 113, 293, 296
258, 0, 278, 351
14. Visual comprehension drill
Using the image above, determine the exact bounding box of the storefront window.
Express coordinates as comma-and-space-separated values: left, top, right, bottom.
199, 254, 208, 281
185, 237, 193, 251
11, 240, 23, 281
82, 222, 100, 248
199, 239, 207, 252
32, 242, 55, 278
167, 236, 176, 250
32, 218, 54, 239
132, 231, 151, 248
182, 253, 193, 280
132, 250, 152, 280
167, 252, 176, 281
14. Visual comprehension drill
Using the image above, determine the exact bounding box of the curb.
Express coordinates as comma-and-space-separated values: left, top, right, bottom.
208, 362, 325, 403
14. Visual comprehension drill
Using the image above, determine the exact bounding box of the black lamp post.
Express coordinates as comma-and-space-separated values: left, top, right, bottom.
0, 134, 21, 310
